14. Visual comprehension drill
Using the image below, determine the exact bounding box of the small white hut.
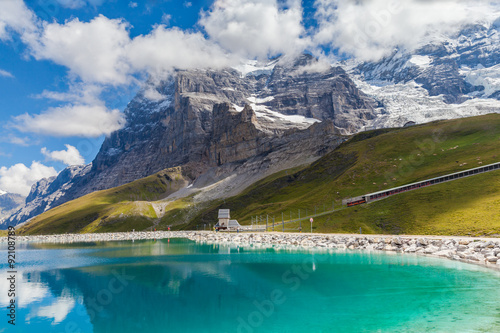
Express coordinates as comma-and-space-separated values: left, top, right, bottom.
216, 209, 241, 230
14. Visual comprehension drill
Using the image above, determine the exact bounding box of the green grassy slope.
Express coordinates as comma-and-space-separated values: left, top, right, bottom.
19, 167, 189, 235
21, 114, 500, 236
183, 114, 500, 236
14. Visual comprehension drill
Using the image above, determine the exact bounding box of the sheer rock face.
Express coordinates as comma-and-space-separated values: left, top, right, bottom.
209, 104, 264, 166
264, 55, 377, 131
5, 55, 376, 226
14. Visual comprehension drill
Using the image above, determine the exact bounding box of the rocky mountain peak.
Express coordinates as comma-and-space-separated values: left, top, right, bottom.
240, 104, 258, 123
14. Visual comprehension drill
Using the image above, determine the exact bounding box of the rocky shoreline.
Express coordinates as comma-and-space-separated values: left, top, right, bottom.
2, 231, 500, 270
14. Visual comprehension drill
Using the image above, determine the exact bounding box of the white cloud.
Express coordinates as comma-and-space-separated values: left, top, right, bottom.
26, 84, 126, 138
55, 0, 86, 9
200, 0, 308, 60
0, 0, 37, 40
41, 144, 85, 166
5, 135, 31, 146
291, 59, 331, 76
128, 2, 138, 9
161, 13, 172, 26
313, 0, 500, 61
35, 83, 104, 105
26, 15, 132, 85
0, 161, 57, 196
0, 69, 14, 78
13, 104, 126, 137
55, 0, 105, 9
24, 14, 233, 85
127, 26, 231, 75
184, 2, 192, 8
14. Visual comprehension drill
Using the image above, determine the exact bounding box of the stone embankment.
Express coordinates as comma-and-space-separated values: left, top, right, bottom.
3, 231, 500, 270
190, 233, 500, 269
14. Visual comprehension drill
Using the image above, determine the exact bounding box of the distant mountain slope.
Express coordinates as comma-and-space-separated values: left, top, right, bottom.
20, 114, 500, 236
0, 192, 25, 223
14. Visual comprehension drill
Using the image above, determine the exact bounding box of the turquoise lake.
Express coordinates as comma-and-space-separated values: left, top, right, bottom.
2, 238, 500, 332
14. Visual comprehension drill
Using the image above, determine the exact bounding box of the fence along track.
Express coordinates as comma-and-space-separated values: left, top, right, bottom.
343, 162, 500, 207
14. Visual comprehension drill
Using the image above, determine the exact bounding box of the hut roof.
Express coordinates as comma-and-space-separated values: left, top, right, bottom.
228, 220, 241, 227
218, 209, 230, 219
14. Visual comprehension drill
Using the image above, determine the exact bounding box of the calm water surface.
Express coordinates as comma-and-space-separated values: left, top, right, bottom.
1, 238, 500, 332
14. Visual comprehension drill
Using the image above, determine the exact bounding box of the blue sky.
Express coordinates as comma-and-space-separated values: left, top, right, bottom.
0, 0, 213, 164
0, 0, 498, 196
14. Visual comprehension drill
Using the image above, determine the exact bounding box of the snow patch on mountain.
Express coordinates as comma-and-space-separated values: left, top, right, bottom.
232, 94, 321, 129
246, 96, 275, 104
232, 104, 244, 112
260, 110, 321, 126
353, 77, 500, 128
461, 64, 500, 97
0, 189, 6, 196
408, 55, 432, 69
234, 59, 279, 77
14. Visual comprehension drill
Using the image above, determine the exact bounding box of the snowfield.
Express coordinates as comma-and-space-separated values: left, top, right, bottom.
353, 77, 500, 129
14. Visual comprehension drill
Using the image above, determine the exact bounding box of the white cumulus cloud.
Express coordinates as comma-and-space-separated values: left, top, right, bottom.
41, 144, 85, 166
127, 26, 231, 75
200, 0, 308, 60
26, 15, 132, 85
313, 0, 500, 61
13, 104, 126, 137
0, 162, 57, 196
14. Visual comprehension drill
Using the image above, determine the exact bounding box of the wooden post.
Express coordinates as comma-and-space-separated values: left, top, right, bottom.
282, 212, 284, 232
